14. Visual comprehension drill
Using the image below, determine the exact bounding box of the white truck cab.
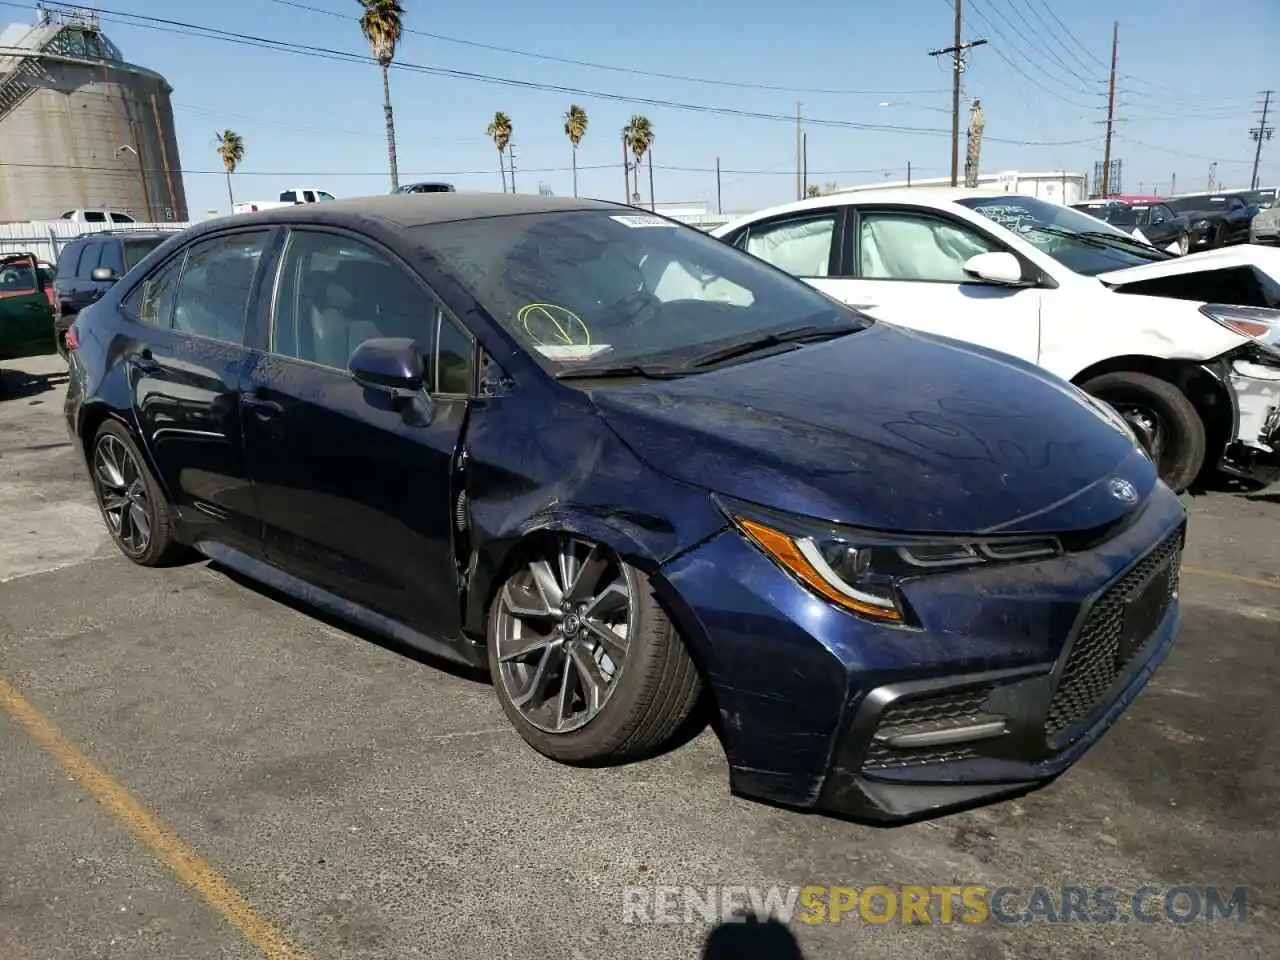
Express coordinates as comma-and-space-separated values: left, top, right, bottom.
233, 188, 335, 215
59, 209, 136, 224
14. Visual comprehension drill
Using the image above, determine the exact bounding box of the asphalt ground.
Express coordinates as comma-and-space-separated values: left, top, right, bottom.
1, 353, 1277, 960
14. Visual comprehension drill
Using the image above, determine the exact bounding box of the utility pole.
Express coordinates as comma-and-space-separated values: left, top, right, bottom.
795, 102, 803, 200
1208, 161, 1217, 192
802, 133, 808, 196
508, 141, 518, 193
1171, 171, 1176, 195
1101, 21, 1119, 197
1250, 90, 1274, 190
622, 131, 631, 203
907, 161, 912, 187
928, 3, 986, 186
715, 156, 722, 214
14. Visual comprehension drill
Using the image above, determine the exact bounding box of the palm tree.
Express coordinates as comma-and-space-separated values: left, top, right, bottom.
627, 115, 655, 211
487, 111, 513, 192
357, 0, 404, 191
215, 129, 244, 213
620, 122, 634, 202
806, 184, 821, 198
563, 104, 588, 197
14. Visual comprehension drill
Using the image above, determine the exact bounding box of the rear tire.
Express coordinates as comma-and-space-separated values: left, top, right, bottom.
1081, 371, 1206, 493
89, 420, 188, 566
487, 535, 702, 765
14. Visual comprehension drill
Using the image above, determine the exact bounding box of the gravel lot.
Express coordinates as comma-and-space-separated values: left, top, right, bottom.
1, 353, 1277, 960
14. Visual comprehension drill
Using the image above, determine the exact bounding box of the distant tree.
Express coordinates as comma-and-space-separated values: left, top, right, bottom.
823, 181, 840, 195
215, 130, 244, 212
486, 112, 513, 192
806, 184, 821, 198
538, 181, 554, 196
563, 104, 589, 197
357, 0, 405, 191
627, 115, 655, 210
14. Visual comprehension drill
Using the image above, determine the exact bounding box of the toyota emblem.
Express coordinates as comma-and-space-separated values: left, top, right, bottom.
1109, 478, 1138, 504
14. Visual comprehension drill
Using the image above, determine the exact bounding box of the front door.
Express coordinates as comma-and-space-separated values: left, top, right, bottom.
239, 227, 476, 636
119, 228, 271, 557
0, 254, 56, 360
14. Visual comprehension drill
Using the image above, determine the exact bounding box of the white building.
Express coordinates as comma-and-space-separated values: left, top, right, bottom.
833, 170, 1087, 206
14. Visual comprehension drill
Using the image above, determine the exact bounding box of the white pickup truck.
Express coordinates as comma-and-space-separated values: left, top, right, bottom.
233, 187, 336, 215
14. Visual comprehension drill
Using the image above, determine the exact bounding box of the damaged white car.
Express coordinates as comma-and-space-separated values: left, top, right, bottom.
712, 189, 1280, 494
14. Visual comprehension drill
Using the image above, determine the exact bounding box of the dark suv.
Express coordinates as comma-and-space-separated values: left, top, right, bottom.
53, 231, 177, 354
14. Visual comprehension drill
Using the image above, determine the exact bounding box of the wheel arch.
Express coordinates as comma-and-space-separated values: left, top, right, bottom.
77, 401, 178, 505
1071, 353, 1235, 470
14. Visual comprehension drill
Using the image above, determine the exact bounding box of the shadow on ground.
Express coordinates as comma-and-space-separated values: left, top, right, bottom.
702, 914, 807, 959
0, 365, 67, 402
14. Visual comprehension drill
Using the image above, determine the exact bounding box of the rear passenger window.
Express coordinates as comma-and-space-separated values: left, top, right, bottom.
170, 232, 268, 342
123, 253, 185, 326
98, 241, 126, 276
76, 242, 103, 277
84, 211, 106, 223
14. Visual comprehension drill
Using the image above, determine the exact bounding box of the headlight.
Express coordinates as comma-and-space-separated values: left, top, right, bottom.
1200, 304, 1280, 358
718, 498, 1062, 625
1193, 219, 1210, 231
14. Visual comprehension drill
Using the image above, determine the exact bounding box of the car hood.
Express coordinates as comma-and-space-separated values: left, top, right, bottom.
1095, 244, 1280, 286
589, 323, 1157, 535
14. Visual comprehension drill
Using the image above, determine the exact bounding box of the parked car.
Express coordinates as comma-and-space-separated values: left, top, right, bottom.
64, 193, 1186, 823
712, 189, 1280, 493
0, 252, 57, 368
232, 187, 336, 215
1164, 193, 1258, 250
1249, 195, 1280, 246
59, 209, 137, 225
1071, 199, 1192, 255
393, 182, 456, 194
52, 231, 178, 357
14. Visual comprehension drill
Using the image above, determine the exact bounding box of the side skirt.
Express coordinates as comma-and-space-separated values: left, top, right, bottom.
194, 540, 487, 670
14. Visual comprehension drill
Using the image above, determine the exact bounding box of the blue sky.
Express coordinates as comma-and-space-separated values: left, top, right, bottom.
38, 0, 1280, 215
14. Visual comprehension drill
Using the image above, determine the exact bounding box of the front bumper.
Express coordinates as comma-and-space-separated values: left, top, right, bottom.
1220, 357, 1280, 486
658, 484, 1187, 823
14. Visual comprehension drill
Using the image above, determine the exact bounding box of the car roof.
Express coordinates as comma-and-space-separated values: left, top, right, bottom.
712, 187, 1028, 232
208, 193, 625, 231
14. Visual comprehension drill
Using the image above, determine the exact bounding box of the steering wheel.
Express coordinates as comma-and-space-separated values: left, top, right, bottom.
608, 289, 663, 328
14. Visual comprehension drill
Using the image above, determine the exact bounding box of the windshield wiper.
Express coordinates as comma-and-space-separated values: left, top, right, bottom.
555, 362, 689, 381
1075, 230, 1175, 258
686, 323, 855, 369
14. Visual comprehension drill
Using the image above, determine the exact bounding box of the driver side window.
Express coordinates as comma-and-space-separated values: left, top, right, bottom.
857, 211, 1000, 283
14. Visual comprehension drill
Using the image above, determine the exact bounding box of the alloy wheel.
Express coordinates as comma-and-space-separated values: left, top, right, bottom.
493, 537, 632, 734
1178, 234, 1189, 256
92, 433, 153, 557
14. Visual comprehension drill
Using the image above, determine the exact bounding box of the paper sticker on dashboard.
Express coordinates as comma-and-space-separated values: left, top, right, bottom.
534, 344, 612, 361
610, 214, 673, 228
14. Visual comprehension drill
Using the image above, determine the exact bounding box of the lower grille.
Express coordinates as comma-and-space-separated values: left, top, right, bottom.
1044, 527, 1183, 740
862, 688, 992, 770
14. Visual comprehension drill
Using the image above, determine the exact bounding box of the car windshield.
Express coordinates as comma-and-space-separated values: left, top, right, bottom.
1078, 204, 1138, 227
124, 237, 166, 271
955, 195, 1167, 276
412, 209, 867, 373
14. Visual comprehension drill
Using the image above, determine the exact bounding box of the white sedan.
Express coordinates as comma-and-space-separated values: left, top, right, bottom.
712, 188, 1280, 493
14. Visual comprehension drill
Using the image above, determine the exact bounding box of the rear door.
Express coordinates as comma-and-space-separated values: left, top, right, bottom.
118, 227, 274, 557
239, 226, 474, 636
0, 254, 55, 360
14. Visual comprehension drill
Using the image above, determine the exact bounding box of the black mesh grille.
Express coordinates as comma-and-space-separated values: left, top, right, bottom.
1045, 527, 1183, 741
862, 688, 991, 770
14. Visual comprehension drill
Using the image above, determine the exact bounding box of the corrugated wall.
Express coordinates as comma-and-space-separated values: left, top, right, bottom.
0, 57, 187, 222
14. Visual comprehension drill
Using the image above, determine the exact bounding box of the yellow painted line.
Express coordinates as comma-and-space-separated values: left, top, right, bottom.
1182, 566, 1280, 592
0, 676, 311, 960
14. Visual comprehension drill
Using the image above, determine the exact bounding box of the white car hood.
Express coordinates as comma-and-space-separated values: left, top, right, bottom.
1095, 244, 1280, 286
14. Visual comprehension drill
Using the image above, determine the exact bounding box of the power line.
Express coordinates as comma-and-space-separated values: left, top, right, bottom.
263, 0, 953, 98
1250, 90, 1274, 191
1025, 0, 1109, 72
1112, 135, 1261, 165
989, 0, 1101, 89
8, 3, 1094, 147
0, 158, 944, 178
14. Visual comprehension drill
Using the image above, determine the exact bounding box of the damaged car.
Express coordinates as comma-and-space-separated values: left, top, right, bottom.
713, 190, 1280, 493
64, 194, 1187, 824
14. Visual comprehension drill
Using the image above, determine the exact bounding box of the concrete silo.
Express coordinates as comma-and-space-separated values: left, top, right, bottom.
0, 7, 187, 222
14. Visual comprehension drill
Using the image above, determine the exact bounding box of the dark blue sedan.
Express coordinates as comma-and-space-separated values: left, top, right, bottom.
63, 194, 1186, 823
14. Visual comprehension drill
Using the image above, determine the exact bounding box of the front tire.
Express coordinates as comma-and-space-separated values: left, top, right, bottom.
1081, 371, 1206, 493
488, 535, 702, 764
1176, 232, 1190, 256
89, 420, 186, 566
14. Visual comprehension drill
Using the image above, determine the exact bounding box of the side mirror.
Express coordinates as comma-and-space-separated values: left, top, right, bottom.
91, 267, 118, 282
348, 336, 425, 397
962, 251, 1025, 286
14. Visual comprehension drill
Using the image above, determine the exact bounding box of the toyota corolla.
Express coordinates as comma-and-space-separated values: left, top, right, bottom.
63, 194, 1185, 823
